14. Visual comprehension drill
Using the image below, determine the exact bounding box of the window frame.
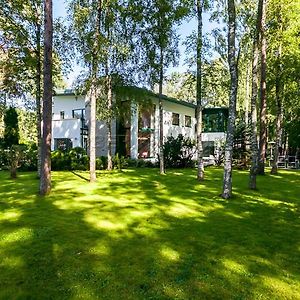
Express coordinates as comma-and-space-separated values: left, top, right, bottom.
172, 113, 180, 126
185, 115, 192, 127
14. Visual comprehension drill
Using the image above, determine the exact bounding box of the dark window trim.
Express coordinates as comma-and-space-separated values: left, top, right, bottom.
172, 113, 180, 126
185, 115, 192, 127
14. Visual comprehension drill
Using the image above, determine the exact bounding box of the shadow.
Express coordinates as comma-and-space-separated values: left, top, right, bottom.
0, 168, 299, 299
71, 171, 90, 182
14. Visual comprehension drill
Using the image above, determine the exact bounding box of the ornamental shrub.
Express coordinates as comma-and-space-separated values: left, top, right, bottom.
163, 134, 195, 168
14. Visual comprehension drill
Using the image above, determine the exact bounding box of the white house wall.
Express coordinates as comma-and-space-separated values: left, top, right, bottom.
51, 95, 85, 150
85, 96, 117, 157
94, 120, 117, 157
52, 95, 85, 119
52, 119, 82, 149
151, 99, 196, 158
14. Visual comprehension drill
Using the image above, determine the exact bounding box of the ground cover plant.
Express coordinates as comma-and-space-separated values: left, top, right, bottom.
0, 168, 299, 299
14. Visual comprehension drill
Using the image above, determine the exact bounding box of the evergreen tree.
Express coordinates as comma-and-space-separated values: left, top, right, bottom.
3, 107, 19, 148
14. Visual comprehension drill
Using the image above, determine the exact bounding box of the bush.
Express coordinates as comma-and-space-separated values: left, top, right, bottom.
51, 149, 71, 170
69, 147, 89, 170
113, 153, 127, 170
19, 143, 38, 171
96, 156, 108, 170
163, 134, 195, 168
0, 143, 37, 172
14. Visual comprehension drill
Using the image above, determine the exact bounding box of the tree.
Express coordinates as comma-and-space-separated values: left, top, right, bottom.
39, 0, 53, 195
3, 107, 21, 179
221, 0, 238, 199
249, 0, 262, 189
138, 0, 188, 174
3, 107, 19, 148
257, 0, 267, 175
196, 0, 205, 181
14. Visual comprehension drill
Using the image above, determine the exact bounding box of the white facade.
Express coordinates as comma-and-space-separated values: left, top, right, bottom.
52, 94, 85, 150
150, 98, 196, 158
51, 92, 227, 159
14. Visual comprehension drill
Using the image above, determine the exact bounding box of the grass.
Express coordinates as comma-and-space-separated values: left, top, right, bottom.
0, 167, 299, 300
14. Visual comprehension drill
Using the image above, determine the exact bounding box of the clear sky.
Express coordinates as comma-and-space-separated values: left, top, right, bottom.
53, 0, 219, 87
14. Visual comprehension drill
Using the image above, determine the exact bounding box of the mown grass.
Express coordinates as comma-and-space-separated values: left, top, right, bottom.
0, 167, 299, 300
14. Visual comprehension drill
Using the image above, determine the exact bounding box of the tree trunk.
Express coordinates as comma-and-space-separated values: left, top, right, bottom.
271, 46, 283, 174
107, 75, 113, 171
258, 0, 267, 175
36, 21, 42, 178
89, 0, 102, 182
221, 0, 238, 199
196, 0, 204, 181
249, 0, 262, 190
159, 47, 165, 175
249, 53, 259, 189
89, 86, 97, 182
39, 0, 53, 196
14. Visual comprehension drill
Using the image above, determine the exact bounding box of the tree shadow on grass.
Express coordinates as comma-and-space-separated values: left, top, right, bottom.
0, 168, 299, 299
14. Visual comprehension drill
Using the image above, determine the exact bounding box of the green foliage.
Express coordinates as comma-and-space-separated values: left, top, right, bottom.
96, 156, 108, 170
52, 147, 89, 171
3, 107, 19, 148
163, 134, 195, 168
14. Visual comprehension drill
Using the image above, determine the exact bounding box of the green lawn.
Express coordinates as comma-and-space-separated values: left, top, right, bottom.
0, 168, 299, 300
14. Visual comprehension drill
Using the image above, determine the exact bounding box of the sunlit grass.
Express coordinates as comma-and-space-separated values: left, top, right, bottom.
0, 168, 299, 299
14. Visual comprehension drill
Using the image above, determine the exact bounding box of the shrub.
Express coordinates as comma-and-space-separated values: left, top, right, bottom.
96, 156, 108, 170
69, 147, 89, 170
163, 134, 195, 168
51, 150, 71, 170
113, 153, 127, 170
19, 143, 38, 171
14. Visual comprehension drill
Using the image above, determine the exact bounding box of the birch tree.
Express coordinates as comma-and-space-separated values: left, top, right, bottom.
257, 0, 267, 175
39, 0, 53, 195
248, 1, 261, 189
221, 0, 238, 199
138, 0, 188, 174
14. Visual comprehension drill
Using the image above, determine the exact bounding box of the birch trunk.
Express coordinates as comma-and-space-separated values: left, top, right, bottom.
39, 0, 53, 195
159, 47, 165, 174
89, 86, 97, 182
271, 49, 283, 174
196, 0, 204, 181
258, 0, 267, 175
89, 0, 102, 182
107, 75, 113, 171
221, 0, 238, 199
249, 0, 262, 189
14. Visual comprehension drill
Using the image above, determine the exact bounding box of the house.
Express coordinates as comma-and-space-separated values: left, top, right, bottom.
52, 90, 228, 160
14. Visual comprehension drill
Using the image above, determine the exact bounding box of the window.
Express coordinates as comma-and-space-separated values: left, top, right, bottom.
203, 108, 228, 133
54, 138, 72, 151
185, 115, 191, 127
60, 111, 65, 119
172, 113, 180, 126
72, 109, 85, 119
202, 141, 214, 157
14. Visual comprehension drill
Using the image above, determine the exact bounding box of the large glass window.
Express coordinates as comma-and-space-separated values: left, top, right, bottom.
203, 141, 214, 157
54, 138, 72, 151
185, 115, 191, 127
203, 108, 228, 132
72, 109, 85, 119
172, 113, 180, 126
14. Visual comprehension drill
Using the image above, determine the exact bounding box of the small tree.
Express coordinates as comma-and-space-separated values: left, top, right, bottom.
3, 107, 19, 148
3, 107, 20, 179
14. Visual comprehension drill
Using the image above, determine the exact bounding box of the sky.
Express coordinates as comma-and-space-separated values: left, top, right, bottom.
53, 0, 219, 88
